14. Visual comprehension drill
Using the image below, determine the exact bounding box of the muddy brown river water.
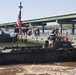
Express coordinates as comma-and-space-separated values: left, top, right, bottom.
0, 62, 76, 75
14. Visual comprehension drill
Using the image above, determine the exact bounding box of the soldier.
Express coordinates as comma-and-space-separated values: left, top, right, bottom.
55, 28, 59, 36
48, 33, 56, 47
37, 27, 40, 37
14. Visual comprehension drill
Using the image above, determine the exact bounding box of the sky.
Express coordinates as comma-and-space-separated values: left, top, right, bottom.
0, 0, 76, 24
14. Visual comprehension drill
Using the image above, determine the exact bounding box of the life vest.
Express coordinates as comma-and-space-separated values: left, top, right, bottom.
61, 35, 68, 41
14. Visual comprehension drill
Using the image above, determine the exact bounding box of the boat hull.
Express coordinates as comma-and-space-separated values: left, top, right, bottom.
0, 48, 76, 64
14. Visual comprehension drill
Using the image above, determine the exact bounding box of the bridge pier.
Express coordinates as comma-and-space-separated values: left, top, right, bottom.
42, 25, 44, 33
72, 23, 75, 34
59, 23, 62, 34
6, 27, 9, 31
32, 25, 35, 29
58, 20, 76, 35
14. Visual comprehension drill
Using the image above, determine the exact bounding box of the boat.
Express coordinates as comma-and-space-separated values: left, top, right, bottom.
0, 2, 75, 64
0, 36, 76, 64
0, 31, 18, 43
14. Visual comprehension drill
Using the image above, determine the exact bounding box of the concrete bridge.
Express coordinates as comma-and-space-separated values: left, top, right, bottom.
0, 13, 76, 34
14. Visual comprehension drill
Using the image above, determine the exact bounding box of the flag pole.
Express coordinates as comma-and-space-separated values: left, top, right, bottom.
19, 2, 23, 18
16, 2, 23, 47
19, 2, 23, 47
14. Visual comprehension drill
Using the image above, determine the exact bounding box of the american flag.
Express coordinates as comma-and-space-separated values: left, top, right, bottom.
16, 11, 22, 35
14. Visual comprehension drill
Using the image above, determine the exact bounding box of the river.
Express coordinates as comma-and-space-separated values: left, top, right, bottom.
0, 62, 76, 75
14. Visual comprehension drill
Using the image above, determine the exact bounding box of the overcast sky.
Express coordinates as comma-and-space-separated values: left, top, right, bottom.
0, 0, 76, 24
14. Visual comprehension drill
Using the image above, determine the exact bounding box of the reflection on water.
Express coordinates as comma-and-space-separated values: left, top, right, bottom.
0, 62, 76, 75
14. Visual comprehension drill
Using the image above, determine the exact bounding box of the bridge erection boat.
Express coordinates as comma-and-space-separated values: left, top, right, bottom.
0, 2, 76, 64
0, 37, 76, 64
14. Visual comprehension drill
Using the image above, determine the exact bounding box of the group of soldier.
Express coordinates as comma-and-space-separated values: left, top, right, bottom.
26, 27, 40, 37
25, 27, 60, 47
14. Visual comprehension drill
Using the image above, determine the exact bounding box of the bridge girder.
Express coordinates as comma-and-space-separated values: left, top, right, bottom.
57, 20, 76, 24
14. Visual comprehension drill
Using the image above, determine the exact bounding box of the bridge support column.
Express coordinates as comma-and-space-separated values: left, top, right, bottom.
59, 23, 62, 34
32, 25, 35, 29
42, 25, 44, 33
6, 27, 9, 31
72, 23, 75, 34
